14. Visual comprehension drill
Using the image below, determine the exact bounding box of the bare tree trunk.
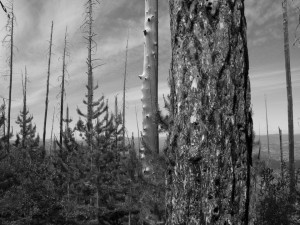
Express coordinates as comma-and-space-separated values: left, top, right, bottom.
258, 125, 261, 160
123, 31, 129, 149
21, 67, 28, 148
265, 95, 270, 164
279, 126, 283, 178
282, 0, 295, 197
49, 107, 55, 155
135, 106, 140, 154
7, 4, 14, 152
43, 21, 54, 151
167, 1, 253, 224
60, 27, 67, 147
139, 0, 159, 177
87, 0, 94, 147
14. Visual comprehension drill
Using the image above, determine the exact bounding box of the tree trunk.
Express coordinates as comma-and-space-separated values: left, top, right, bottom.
87, 0, 94, 147
60, 27, 67, 147
7, 4, 14, 152
167, 1, 253, 224
282, 0, 295, 197
257, 125, 261, 160
21, 67, 28, 148
278, 126, 283, 178
139, 0, 159, 176
43, 21, 54, 151
49, 107, 55, 155
123, 31, 129, 149
265, 95, 270, 164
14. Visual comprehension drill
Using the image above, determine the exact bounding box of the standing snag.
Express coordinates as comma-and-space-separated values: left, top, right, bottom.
139, 0, 159, 177
43, 21, 54, 151
167, 0, 253, 224
282, 0, 295, 197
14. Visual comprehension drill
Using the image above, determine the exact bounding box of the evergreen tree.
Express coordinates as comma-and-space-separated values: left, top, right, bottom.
15, 68, 38, 148
166, 0, 253, 224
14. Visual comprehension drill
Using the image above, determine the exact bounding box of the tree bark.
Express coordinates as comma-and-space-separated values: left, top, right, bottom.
43, 21, 54, 151
282, 0, 295, 197
139, 0, 159, 176
167, 1, 253, 224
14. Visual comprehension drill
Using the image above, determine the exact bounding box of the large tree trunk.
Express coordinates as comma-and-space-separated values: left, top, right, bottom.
167, 1, 253, 224
139, 0, 159, 175
278, 126, 283, 178
282, 0, 295, 198
43, 21, 54, 151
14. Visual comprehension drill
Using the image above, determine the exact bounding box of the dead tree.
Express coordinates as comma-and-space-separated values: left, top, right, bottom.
139, 0, 159, 176
6, 2, 14, 152
122, 31, 129, 149
282, 0, 295, 197
265, 95, 270, 163
167, 1, 253, 224
278, 126, 283, 178
60, 27, 68, 147
43, 21, 54, 151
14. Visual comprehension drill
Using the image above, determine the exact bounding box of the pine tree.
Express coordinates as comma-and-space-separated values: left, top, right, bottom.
167, 1, 253, 224
77, 0, 107, 148
15, 68, 38, 148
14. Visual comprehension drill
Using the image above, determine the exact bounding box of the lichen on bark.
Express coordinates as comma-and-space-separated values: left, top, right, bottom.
166, 0, 253, 224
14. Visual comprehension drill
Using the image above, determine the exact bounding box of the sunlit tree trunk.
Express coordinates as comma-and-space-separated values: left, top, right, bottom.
123, 31, 129, 149
139, 0, 159, 177
265, 95, 270, 164
282, 0, 295, 197
167, 0, 253, 224
43, 21, 54, 151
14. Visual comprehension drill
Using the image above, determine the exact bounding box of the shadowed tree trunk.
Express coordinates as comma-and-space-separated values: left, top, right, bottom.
43, 21, 54, 151
278, 126, 283, 178
282, 0, 295, 197
167, 0, 253, 224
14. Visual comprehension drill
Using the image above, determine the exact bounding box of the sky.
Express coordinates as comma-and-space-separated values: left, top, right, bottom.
0, 0, 300, 140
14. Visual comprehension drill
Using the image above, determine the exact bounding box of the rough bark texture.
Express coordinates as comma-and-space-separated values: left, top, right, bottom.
167, 0, 253, 224
282, 0, 295, 197
43, 21, 53, 151
139, 0, 159, 175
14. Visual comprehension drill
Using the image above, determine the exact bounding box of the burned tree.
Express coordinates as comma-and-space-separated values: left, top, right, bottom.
60, 27, 68, 147
42, 21, 54, 151
166, 0, 253, 224
139, 0, 159, 175
282, 0, 295, 197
